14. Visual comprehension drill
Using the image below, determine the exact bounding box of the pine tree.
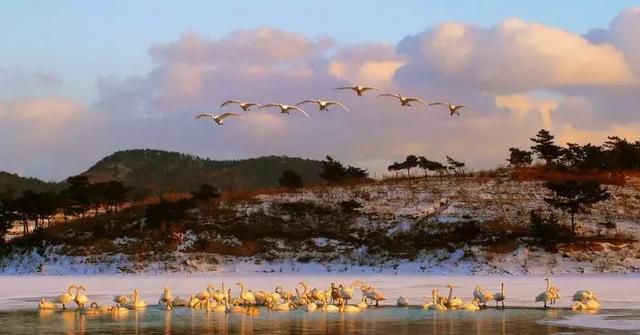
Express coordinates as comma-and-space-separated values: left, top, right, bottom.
530, 129, 562, 165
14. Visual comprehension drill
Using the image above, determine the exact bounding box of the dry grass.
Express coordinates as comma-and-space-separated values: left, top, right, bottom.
511, 166, 627, 186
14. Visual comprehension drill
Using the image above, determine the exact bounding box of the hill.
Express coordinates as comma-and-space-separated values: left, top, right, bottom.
82, 149, 324, 196
0, 172, 63, 197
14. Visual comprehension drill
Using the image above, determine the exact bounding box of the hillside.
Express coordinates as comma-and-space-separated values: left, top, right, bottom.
82, 149, 324, 195
0, 172, 63, 197
3, 172, 639, 275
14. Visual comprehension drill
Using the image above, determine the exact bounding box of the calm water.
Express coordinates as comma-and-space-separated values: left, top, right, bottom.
1, 307, 639, 334
0, 274, 639, 334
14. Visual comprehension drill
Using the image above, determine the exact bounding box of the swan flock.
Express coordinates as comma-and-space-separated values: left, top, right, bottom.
38, 279, 601, 314
196, 83, 469, 126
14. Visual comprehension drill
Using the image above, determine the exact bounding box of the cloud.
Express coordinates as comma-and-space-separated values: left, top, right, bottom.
328, 43, 405, 86
395, 18, 635, 94
495, 93, 560, 128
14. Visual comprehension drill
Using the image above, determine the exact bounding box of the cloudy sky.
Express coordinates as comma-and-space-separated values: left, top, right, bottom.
1, 1, 639, 180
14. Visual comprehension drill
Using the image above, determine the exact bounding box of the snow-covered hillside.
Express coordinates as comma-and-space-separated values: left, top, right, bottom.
2, 174, 640, 275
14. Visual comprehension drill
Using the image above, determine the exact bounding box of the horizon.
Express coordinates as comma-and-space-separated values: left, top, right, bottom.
1, 2, 639, 180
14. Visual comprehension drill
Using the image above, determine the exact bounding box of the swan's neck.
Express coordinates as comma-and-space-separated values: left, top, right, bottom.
68, 285, 75, 295
501, 283, 504, 295
546, 280, 550, 291
448, 287, 453, 301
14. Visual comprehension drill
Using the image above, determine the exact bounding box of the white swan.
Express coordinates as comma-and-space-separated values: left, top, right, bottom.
428, 102, 470, 116
445, 284, 464, 309
275, 286, 293, 303
494, 283, 506, 309
472, 285, 493, 308
39, 298, 56, 310
459, 299, 480, 311
378, 93, 428, 107
74, 286, 89, 309
362, 285, 386, 307
571, 298, 601, 311
196, 112, 242, 125
189, 294, 202, 309
422, 289, 437, 309
220, 100, 261, 111
427, 290, 447, 311
259, 103, 310, 118
110, 305, 129, 315
211, 283, 226, 304
236, 282, 256, 306
126, 289, 147, 309
535, 278, 553, 308
573, 290, 599, 303
356, 297, 368, 309
159, 287, 175, 306
338, 281, 363, 305
397, 296, 409, 307
85, 302, 111, 315
296, 99, 349, 112
55, 284, 76, 310
334, 85, 381, 96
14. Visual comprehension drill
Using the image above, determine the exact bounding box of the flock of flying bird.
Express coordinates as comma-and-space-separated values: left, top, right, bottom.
38, 278, 601, 315
195, 84, 471, 126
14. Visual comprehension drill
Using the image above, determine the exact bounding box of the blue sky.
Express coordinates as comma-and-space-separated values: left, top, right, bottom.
1, 1, 638, 101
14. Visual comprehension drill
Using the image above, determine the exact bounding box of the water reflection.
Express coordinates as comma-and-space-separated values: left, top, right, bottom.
1, 307, 637, 335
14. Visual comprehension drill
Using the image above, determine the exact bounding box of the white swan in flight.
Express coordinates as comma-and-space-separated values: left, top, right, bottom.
220, 100, 261, 111
377, 93, 428, 107
429, 102, 470, 116
334, 85, 381, 96
259, 103, 310, 118
295, 99, 349, 112
195, 112, 242, 125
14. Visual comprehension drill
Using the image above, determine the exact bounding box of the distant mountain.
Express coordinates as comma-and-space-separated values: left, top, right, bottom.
83, 149, 324, 196
0, 172, 63, 197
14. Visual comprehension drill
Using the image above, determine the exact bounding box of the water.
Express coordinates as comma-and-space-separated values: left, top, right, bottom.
0, 274, 639, 334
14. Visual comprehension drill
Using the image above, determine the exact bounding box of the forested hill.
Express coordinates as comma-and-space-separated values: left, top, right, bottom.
0, 172, 63, 197
82, 149, 323, 195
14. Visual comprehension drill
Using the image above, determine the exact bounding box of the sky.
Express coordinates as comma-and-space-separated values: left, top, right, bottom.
1, 1, 639, 180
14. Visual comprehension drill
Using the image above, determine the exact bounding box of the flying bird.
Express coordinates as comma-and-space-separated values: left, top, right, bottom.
195, 112, 242, 125
295, 99, 349, 112
334, 85, 381, 96
377, 93, 428, 107
220, 100, 261, 111
259, 103, 310, 118
429, 102, 470, 116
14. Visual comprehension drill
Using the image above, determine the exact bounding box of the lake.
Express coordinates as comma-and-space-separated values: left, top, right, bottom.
0, 274, 638, 334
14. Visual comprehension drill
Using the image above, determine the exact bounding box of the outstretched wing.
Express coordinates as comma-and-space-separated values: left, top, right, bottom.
406, 97, 428, 106
361, 86, 381, 92
220, 100, 240, 108
195, 113, 216, 119
289, 106, 310, 118
295, 99, 318, 106
455, 105, 470, 110
377, 93, 401, 100
333, 86, 355, 91
428, 102, 448, 107
218, 112, 242, 120
326, 101, 349, 112
258, 103, 280, 110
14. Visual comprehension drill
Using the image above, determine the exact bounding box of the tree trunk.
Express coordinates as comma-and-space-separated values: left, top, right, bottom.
571, 212, 576, 234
